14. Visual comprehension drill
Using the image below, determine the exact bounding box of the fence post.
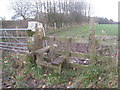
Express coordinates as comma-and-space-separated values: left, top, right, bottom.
65, 37, 71, 68
49, 36, 55, 61
33, 24, 43, 62
34, 24, 43, 50
89, 18, 96, 64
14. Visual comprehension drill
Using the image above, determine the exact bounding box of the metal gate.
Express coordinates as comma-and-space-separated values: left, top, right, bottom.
0, 28, 29, 53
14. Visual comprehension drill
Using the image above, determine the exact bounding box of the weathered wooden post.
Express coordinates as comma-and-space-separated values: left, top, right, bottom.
89, 18, 96, 64
49, 36, 55, 61
34, 24, 43, 50
33, 24, 43, 63
65, 37, 71, 68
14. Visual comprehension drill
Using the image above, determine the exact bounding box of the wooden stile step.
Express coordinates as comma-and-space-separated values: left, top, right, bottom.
51, 56, 65, 66
34, 46, 49, 54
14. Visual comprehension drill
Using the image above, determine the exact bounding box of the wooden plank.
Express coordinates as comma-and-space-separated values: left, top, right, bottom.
34, 46, 49, 54
42, 36, 78, 42
71, 52, 89, 58
51, 56, 65, 66
97, 55, 116, 61
70, 37, 79, 42
99, 41, 117, 46
69, 62, 88, 69
55, 36, 67, 42
42, 36, 50, 40
36, 60, 58, 69
56, 50, 89, 58
55, 49, 66, 55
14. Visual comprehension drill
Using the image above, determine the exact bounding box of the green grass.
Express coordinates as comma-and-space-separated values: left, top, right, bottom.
74, 58, 118, 88
2, 52, 118, 88
47, 24, 118, 38
95, 24, 118, 36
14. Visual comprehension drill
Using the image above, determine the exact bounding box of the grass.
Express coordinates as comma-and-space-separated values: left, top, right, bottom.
47, 24, 118, 38
2, 52, 118, 88
74, 58, 118, 88
95, 24, 118, 36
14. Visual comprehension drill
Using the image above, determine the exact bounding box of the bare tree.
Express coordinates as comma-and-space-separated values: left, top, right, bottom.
11, 0, 34, 20
11, 0, 91, 27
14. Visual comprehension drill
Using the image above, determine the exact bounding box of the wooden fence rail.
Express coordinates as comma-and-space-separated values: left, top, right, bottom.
42, 36, 116, 59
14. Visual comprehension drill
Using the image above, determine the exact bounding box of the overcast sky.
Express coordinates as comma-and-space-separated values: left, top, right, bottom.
0, 0, 119, 21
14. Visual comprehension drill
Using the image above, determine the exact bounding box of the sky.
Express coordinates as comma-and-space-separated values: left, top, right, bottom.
0, 0, 119, 21
86, 0, 119, 22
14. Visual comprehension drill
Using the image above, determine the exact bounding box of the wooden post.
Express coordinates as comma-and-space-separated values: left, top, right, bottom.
33, 24, 43, 62
34, 24, 43, 50
65, 37, 71, 68
54, 64, 62, 74
89, 18, 96, 64
49, 36, 55, 61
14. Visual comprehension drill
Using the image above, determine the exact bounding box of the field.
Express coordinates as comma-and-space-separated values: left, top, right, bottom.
2, 24, 118, 88
47, 24, 118, 38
